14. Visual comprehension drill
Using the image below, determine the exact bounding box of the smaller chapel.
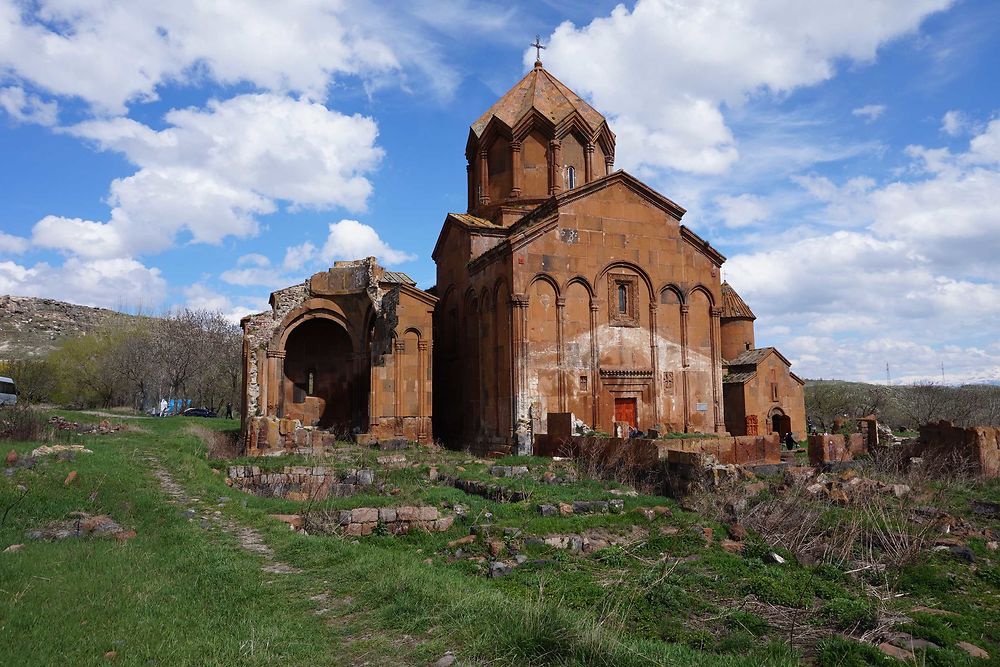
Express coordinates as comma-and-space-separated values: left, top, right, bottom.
239, 58, 805, 455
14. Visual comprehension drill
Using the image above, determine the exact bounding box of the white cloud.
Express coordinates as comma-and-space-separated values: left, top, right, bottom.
219, 254, 285, 288
0, 257, 166, 309
539, 0, 951, 175
182, 283, 265, 324
319, 219, 416, 266
32, 94, 382, 259
852, 104, 886, 121
940, 109, 968, 136
282, 242, 318, 272
715, 193, 769, 228
0, 1, 505, 113
0, 232, 29, 255
0, 85, 57, 125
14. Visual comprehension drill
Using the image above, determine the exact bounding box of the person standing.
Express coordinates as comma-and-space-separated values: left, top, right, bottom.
225, 402, 233, 420
159, 398, 168, 417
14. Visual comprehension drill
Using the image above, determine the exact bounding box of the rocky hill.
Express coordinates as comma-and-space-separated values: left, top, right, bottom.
0, 295, 135, 360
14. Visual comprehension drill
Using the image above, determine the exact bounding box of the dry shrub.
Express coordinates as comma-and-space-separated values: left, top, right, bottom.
187, 424, 241, 459
0, 404, 50, 441
566, 438, 663, 494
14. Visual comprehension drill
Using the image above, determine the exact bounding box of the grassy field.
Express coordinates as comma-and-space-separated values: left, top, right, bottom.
1, 410, 998, 666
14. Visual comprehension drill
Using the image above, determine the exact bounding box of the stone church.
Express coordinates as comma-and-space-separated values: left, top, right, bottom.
239, 58, 805, 455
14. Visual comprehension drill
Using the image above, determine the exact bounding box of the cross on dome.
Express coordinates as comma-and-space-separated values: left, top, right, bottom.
531, 35, 545, 66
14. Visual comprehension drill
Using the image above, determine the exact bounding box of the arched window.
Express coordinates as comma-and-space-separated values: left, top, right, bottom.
567, 165, 577, 189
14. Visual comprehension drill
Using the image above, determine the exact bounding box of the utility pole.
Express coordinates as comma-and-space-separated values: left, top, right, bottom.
885, 362, 891, 386
941, 362, 946, 385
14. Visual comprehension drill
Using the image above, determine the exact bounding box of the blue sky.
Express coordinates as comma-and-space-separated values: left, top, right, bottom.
1, 0, 998, 384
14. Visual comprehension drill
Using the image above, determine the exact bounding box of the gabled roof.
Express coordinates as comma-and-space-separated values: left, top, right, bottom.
721, 281, 755, 320
431, 212, 506, 262
471, 63, 606, 139
381, 271, 416, 286
723, 371, 757, 384
725, 346, 784, 368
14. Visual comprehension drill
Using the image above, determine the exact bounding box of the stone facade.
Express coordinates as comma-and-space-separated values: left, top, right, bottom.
432, 61, 804, 452
907, 421, 1000, 478
240, 258, 436, 453
719, 283, 806, 440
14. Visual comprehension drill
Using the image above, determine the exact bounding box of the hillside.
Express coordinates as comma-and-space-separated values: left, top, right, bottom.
0, 295, 133, 360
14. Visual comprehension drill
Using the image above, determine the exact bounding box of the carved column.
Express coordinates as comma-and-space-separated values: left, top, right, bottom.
478, 149, 490, 206
510, 140, 522, 198
394, 340, 405, 433
369, 342, 378, 431
680, 304, 690, 432
266, 349, 285, 418
510, 294, 530, 428
549, 139, 562, 195
605, 154, 614, 176
589, 303, 599, 429
649, 302, 659, 428
556, 296, 567, 412
584, 142, 595, 183
466, 161, 474, 213
418, 340, 429, 440
711, 306, 724, 433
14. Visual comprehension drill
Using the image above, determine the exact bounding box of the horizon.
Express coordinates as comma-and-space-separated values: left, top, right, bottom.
1, 1, 998, 385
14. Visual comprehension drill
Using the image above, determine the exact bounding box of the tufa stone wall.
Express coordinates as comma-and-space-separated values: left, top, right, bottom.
312, 506, 454, 536
908, 421, 1000, 478
534, 433, 780, 466
807, 433, 867, 465
227, 465, 375, 501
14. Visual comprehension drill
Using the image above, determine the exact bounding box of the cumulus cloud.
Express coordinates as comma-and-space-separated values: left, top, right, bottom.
539, 0, 951, 175
182, 283, 266, 324
0, 85, 57, 125
0, 257, 166, 309
940, 109, 968, 136
32, 94, 382, 258
852, 104, 886, 121
0, 1, 512, 113
727, 119, 1000, 382
0, 232, 29, 255
715, 193, 769, 228
319, 220, 416, 266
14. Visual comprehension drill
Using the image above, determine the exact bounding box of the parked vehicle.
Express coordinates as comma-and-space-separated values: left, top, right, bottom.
181, 406, 217, 418
0, 376, 16, 406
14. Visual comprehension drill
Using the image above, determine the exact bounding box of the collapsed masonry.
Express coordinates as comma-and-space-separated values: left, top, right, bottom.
240, 258, 436, 455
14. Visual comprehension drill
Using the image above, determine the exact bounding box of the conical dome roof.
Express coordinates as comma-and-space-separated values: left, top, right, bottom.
471, 62, 608, 137
721, 282, 756, 320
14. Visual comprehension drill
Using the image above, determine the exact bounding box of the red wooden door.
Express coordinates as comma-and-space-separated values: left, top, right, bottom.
614, 398, 637, 428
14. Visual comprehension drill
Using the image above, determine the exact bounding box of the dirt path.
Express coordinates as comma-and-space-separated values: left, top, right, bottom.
145, 456, 301, 574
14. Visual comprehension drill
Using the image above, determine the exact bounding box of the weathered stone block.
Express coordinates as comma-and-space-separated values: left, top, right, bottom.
378, 507, 397, 523
351, 507, 378, 524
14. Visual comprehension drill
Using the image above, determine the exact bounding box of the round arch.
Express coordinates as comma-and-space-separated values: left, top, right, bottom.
595, 261, 654, 300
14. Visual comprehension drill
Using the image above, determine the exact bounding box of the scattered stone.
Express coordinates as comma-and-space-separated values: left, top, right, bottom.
450, 477, 529, 503
447, 534, 476, 548
970, 500, 1000, 519
878, 643, 915, 661
608, 499, 624, 513
721, 539, 744, 554
828, 487, 849, 505
558, 502, 573, 517
434, 653, 456, 667
503, 527, 522, 539
104, 650, 118, 660
635, 508, 656, 521
269, 514, 303, 530
806, 483, 826, 496
538, 504, 557, 517
376, 454, 407, 467
30, 444, 93, 457
956, 642, 990, 659
765, 552, 786, 565
659, 526, 679, 536
489, 465, 528, 478
487, 539, 504, 557
488, 561, 512, 578
428, 466, 439, 482
608, 488, 638, 497
727, 523, 747, 541
63, 471, 78, 486
423, 557, 433, 565
515, 554, 528, 565
890, 484, 911, 498
745, 482, 768, 496
987, 541, 998, 552
701, 526, 714, 545
652, 506, 672, 517
888, 634, 939, 651
572, 500, 609, 514
4, 450, 16, 466
949, 545, 976, 563
3, 544, 24, 553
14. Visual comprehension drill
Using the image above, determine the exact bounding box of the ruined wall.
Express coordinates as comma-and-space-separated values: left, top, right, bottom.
534, 433, 780, 466
909, 422, 1000, 478
241, 258, 435, 454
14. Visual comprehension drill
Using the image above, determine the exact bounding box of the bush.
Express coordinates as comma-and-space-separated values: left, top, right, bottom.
0, 404, 49, 441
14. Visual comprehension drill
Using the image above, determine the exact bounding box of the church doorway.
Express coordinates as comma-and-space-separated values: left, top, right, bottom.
283, 318, 362, 433
770, 409, 791, 437
614, 397, 637, 429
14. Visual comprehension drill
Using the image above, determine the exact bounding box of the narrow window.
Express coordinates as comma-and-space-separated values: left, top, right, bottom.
567, 166, 577, 189
307, 370, 315, 396
617, 283, 628, 314
580, 375, 588, 391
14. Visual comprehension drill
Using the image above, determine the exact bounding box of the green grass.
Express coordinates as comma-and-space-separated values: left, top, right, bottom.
2, 409, 999, 665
